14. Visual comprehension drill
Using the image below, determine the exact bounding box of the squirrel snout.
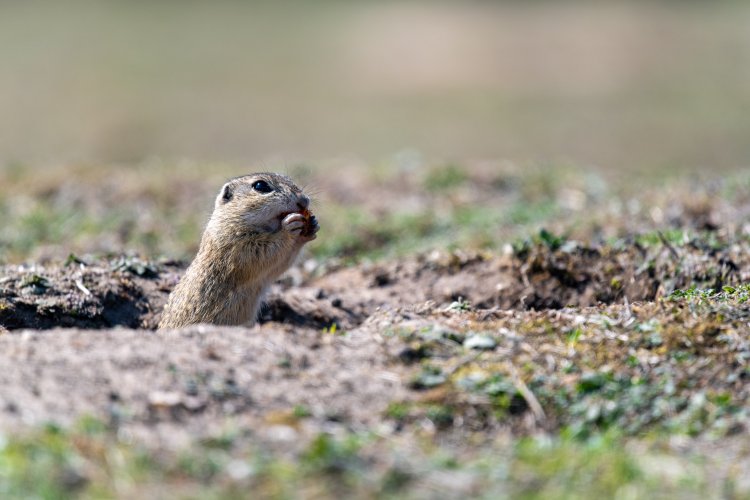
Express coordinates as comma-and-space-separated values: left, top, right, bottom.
297, 195, 310, 210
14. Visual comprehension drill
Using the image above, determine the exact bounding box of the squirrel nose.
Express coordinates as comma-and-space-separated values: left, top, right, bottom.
297, 195, 310, 210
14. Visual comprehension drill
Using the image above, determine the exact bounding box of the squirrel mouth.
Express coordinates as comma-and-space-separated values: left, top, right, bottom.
278, 208, 310, 219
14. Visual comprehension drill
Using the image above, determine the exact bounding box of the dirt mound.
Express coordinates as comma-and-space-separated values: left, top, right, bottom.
0, 257, 174, 330
1, 238, 748, 331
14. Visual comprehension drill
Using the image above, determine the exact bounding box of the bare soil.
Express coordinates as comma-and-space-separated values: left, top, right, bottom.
1, 236, 749, 450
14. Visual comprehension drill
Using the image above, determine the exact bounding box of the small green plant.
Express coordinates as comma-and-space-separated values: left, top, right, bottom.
111, 256, 159, 278
423, 164, 468, 191
636, 229, 688, 248
425, 405, 454, 428
566, 327, 583, 346
384, 402, 411, 421
19, 274, 50, 290
293, 405, 313, 418
409, 365, 447, 390
446, 297, 472, 312
537, 228, 567, 251
301, 433, 363, 476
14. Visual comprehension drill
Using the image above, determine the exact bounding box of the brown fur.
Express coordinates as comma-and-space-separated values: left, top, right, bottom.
158, 173, 318, 329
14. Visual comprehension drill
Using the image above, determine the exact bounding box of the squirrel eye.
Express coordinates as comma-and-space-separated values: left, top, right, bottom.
252, 180, 273, 193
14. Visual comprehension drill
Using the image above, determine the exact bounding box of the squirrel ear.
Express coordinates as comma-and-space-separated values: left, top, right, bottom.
221, 183, 233, 203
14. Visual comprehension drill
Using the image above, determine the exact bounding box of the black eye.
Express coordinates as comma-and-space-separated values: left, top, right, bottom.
252, 180, 273, 193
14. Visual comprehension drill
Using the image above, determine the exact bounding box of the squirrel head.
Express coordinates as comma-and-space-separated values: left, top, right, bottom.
206, 173, 311, 238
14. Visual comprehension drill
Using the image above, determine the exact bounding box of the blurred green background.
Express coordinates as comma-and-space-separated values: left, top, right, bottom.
1, 1, 749, 263
2, 1, 749, 170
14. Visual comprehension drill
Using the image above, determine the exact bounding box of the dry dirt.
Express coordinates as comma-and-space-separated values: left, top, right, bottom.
1, 236, 749, 451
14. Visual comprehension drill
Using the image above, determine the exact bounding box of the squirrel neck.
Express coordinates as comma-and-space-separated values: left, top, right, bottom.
176, 232, 268, 326
192, 231, 262, 287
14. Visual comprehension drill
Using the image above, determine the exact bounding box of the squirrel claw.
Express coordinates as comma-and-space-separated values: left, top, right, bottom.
282, 212, 318, 242
282, 212, 306, 232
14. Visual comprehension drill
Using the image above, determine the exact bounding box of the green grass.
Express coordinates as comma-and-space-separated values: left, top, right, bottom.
423, 164, 469, 192
511, 432, 694, 499
1, 158, 748, 265
669, 284, 750, 304
0, 419, 739, 499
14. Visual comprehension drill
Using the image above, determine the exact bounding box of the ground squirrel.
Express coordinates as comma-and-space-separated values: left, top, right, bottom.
158, 173, 318, 329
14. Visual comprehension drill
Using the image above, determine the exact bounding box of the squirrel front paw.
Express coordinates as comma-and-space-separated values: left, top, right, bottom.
282, 212, 319, 242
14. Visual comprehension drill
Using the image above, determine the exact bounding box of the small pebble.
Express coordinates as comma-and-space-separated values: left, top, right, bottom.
463, 334, 497, 350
